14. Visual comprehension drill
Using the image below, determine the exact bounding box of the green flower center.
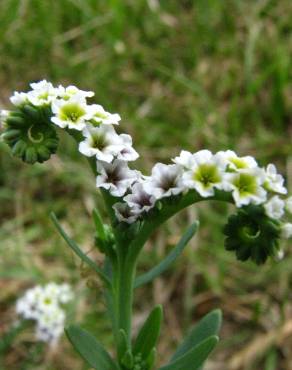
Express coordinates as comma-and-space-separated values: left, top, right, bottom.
91, 134, 108, 150
229, 157, 247, 169
60, 103, 85, 123
233, 173, 257, 196
193, 164, 221, 188
44, 297, 52, 305
38, 92, 49, 100
94, 111, 107, 120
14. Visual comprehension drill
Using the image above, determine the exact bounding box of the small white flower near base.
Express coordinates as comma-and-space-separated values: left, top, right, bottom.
79, 125, 123, 162
264, 196, 285, 219
144, 163, 184, 199
225, 168, 267, 207
88, 104, 121, 126
281, 223, 292, 239
113, 202, 139, 224
16, 283, 73, 346
96, 160, 139, 197
181, 150, 227, 197
51, 95, 93, 131
264, 164, 287, 195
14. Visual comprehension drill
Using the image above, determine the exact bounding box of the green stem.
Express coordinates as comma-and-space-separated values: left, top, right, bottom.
113, 249, 137, 348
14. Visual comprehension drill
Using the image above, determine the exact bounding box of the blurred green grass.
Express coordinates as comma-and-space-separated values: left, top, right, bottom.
0, 0, 292, 369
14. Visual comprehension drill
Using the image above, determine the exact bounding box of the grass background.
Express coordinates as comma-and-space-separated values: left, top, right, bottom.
0, 0, 292, 369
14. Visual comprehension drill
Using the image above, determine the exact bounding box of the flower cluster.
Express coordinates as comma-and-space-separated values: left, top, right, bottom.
1, 80, 138, 165
1, 81, 291, 264
16, 282, 73, 346
108, 149, 290, 223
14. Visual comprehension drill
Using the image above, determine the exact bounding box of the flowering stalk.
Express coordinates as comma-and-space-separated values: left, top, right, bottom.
1, 81, 291, 369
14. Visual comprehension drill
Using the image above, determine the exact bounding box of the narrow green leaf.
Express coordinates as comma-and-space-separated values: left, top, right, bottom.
133, 305, 163, 360
50, 212, 111, 288
171, 309, 222, 361
159, 336, 218, 370
93, 208, 106, 240
65, 325, 118, 370
135, 222, 199, 288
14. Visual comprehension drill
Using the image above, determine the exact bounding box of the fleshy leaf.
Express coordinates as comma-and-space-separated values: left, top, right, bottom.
133, 305, 163, 360
159, 336, 218, 370
171, 309, 222, 361
135, 221, 199, 288
66, 325, 118, 370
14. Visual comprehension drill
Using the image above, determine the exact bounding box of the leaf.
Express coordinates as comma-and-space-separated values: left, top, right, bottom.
133, 305, 163, 360
93, 208, 106, 240
159, 336, 218, 370
65, 325, 118, 370
135, 222, 199, 288
171, 309, 222, 361
50, 212, 111, 288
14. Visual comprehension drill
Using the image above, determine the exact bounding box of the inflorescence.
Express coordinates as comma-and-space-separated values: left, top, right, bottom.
1, 80, 291, 264
16, 282, 73, 346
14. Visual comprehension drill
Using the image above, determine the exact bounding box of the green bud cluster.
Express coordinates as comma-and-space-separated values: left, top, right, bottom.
223, 205, 281, 264
1, 105, 58, 164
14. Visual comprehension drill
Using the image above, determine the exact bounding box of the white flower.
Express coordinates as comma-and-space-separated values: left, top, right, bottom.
264, 196, 285, 219
27, 80, 59, 106
113, 202, 139, 224
281, 223, 292, 239
124, 182, 156, 213
87, 104, 121, 126
225, 168, 267, 207
16, 282, 73, 346
10, 91, 28, 106
285, 196, 292, 214
264, 164, 287, 195
181, 150, 227, 197
57, 85, 94, 100
144, 163, 184, 199
115, 134, 139, 162
79, 125, 123, 162
36, 307, 65, 346
96, 160, 139, 197
216, 150, 258, 171
172, 150, 195, 170
51, 95, 93, 131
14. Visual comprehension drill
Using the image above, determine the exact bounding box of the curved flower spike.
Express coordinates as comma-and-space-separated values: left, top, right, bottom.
1, 106, 58, 164
224, 205, 281, 265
